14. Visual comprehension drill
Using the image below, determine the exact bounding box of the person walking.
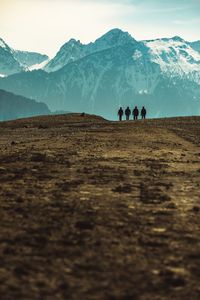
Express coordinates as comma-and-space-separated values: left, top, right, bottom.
125, 106, 131, 121
141, 106, 147, 119
118, 107, 124, 121
133, 106, 139, 120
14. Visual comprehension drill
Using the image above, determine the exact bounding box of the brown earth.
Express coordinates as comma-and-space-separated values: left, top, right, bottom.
0, 114, 200, 300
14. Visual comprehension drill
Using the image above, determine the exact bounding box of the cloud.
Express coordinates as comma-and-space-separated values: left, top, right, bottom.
0, 0, 199, 56
173, 18, 200, 25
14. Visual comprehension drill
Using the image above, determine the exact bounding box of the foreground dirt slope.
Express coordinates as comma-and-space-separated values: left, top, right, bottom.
0, 114, 200, 300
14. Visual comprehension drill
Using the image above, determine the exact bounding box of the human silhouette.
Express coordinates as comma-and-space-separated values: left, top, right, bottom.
141, 106, 147, 119
133, 106, 139, 120
125, 106, 131, 121
118, 107, 124, 121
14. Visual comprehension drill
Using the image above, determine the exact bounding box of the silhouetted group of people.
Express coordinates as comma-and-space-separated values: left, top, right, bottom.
118, 106, 147, 121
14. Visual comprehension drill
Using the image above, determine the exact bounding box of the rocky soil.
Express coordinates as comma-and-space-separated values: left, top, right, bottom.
0, 114, 200, 300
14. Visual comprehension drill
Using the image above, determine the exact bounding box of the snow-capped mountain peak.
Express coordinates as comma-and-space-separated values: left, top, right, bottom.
14, 50, 49, 69
0, 37, 49, 75
144, 36, 200, 83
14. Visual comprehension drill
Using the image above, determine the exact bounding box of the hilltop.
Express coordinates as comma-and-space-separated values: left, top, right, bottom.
0, 114, 200, 300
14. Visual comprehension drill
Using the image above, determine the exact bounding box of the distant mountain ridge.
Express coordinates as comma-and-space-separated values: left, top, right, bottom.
44, 29, 200, 78
0, 89, 50, 121
44, 29, 136, 72
14, 50, 49, 69
0, 38, 49, 76
0, 29, 199, 118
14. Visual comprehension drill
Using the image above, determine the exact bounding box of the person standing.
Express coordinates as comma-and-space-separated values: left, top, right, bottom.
141, 106, 147, 119
133, 106, 139, 120
118, 107, 124, 121
125, 106, 131, 121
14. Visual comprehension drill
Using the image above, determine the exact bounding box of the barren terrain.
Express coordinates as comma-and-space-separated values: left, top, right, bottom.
0, 114, 200, 300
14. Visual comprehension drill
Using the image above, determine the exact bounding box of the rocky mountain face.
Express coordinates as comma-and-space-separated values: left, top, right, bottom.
0, 29, 199, 118
44, 29, 135, 72
0, 89, 50, 121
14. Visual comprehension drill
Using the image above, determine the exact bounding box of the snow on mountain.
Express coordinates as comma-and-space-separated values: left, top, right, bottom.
0, 38, 24, 76
45, 30, 200, 86
144, 37, 200, 84
0, 37, 49, 75
14, 50, 49, 69
2, 37, 198, 118
28, 59, 50, 71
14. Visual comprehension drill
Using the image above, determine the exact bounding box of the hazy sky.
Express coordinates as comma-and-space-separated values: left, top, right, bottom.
0, 0, 199, 57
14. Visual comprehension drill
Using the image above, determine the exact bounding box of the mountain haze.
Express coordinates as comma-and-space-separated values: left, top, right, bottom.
0, 89, 50, 121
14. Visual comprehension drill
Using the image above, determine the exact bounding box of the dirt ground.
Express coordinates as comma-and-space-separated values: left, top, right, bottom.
0, 114, 200, 300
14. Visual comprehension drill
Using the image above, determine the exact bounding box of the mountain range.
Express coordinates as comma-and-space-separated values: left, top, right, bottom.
0, 29, 199, 119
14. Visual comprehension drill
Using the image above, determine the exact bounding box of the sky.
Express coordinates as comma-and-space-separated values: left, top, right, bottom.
0, 0, 200, 57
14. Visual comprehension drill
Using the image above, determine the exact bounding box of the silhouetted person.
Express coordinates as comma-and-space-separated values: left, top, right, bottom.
125, 106, 131, 121
133, 106, 139, 120
141, 106, 147, 119
118, 107, 124, 121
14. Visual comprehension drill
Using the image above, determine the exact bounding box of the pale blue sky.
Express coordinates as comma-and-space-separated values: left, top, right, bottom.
0, 0, 199, 56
